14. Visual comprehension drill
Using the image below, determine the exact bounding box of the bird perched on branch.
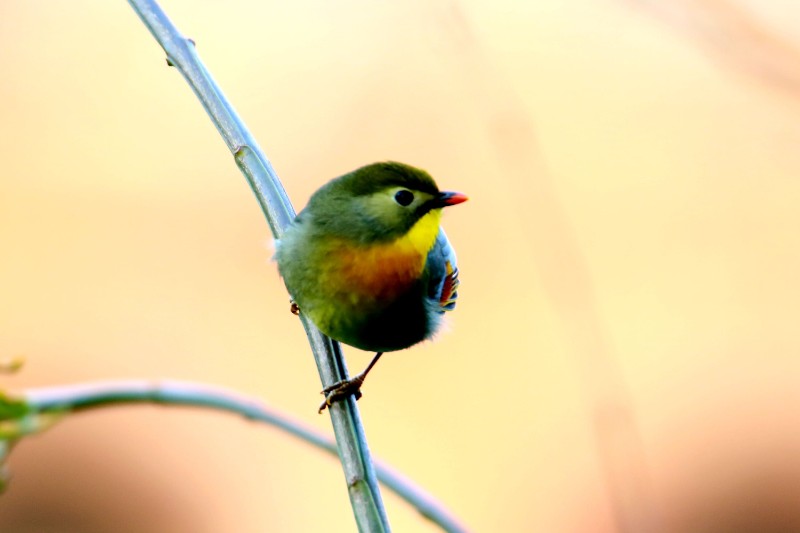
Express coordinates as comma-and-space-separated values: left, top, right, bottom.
275, 162, 467, 412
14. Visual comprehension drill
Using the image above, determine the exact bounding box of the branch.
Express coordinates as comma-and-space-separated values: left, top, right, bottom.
0, 380, 467, 532
126, 1, 389, 530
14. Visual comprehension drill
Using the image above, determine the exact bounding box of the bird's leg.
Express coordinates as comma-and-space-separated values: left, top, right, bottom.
318, 352, 384, 413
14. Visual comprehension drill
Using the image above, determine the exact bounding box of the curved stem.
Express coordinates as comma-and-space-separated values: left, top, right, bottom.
126, 1, 389, 530
22, 380, 469, 533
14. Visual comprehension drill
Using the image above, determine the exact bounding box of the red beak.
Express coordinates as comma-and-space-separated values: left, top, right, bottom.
435, 191, 469, 207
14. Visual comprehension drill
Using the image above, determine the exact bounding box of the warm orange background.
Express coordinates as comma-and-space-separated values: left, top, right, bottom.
2, 1, 800, 532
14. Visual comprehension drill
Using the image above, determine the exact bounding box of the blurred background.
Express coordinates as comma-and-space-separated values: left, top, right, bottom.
2, 0, 800, 531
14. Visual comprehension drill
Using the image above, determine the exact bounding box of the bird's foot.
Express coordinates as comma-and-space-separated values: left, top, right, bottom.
317, 352, 383, 413
318, 375, 365, 413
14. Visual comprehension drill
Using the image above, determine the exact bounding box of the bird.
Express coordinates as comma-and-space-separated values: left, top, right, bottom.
275, 161, 467, 412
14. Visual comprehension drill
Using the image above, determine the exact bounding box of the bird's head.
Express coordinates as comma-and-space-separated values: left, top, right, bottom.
304, 162, 467, 245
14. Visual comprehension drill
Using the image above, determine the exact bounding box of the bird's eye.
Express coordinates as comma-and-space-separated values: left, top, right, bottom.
394, 190, 414, 206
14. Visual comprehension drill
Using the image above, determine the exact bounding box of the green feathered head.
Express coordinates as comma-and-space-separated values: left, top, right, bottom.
300, 162, 465, 244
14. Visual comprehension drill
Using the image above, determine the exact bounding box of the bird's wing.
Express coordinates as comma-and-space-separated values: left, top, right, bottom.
425, 229, 460, 313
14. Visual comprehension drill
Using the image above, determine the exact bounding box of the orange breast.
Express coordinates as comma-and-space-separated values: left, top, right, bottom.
329, 240, 427, 302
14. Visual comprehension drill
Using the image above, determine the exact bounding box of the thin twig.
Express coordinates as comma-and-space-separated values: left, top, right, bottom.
126, 1, 389, 530
20, 379, 468, 533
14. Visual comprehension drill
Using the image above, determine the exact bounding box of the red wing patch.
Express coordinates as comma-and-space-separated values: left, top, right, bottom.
439, 261, 459, 312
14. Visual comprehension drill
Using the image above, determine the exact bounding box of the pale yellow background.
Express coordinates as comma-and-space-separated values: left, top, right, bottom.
2, 1, 800, 531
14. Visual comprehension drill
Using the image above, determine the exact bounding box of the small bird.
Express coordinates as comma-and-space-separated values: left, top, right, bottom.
275, 162, 467, 412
